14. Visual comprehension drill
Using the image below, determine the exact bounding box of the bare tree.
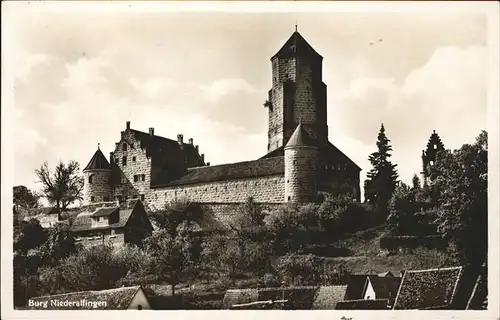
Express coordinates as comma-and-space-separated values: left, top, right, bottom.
35, 161, 84, 213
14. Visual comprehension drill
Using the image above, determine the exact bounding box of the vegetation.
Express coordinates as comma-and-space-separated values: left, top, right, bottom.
34, 160, 84, 212
13, 185, 41, 212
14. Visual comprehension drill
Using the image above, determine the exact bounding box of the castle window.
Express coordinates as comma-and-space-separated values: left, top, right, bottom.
122, 156, 127, 166
344, 164, 348, 171
293, 160, 297, 165
89, 175, 94, 184
103, 197, 109, 202
90, 196, 95, 202
134, 175, 139, 182
122, 143, 127, 152
140, 194, 145, 201
132, 156, 136, 162
434, 144, 437, 149
430, 161, 434, 166
338, 165, 341, 171
287, 180, 289, 183
141, 174, 145, 181
288, 196, 291, 201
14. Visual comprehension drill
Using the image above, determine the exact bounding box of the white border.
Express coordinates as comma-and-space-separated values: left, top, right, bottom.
1, 1, 499, 320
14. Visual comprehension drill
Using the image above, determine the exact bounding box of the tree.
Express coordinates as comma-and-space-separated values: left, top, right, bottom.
149, 199, 203, 237
431, 130, 488, 268
276, 253, 321, 286
143, 229, 197, 295
364, 124, 399, 216
387, 182, 416, 235
13, 185, 40, 212
35, 161, 84, 212
39, 223, 78, 266
13, 219, 48, 254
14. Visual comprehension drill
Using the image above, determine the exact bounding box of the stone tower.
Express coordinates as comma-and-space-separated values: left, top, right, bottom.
265, 30, 328, 153
284, 123, 319, 202
83, 144, 113, 205
421, 130, 445, 185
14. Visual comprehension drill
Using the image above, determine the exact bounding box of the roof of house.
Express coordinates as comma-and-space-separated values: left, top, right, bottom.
312, 285, 348, 309
221, 289, 259, 309
70, 200, 148, 232
285, 123, 315, 148
345, 275, 369, 300
272, 31, 323, 60
367, 275, 401, 300
378, 271, 394, 277
155, 156, 285, 187
336, 299, 390, 310
230, 300, 288, 310
84, 147, 111, 171
28, 286, 145, 310
392, 266, 463, 310
466, 269, 488, 310
92, 207, 119, 218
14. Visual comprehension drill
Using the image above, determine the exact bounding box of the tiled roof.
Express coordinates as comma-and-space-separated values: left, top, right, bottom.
272, 31, 323, 60
285, 123, 315, 148
70, 201, 139, 232
345, 275, 369, 300
155, 157, 285, 187
312, 285, 347, 309
378, 271, 394, 277
221, 289, 259, 309
367, 275, 401, 300
92, 207, 119, 218
393, 266, 463, 310
84, 148, 111, 171
28, 286, 144, 310
336, 299, 390, 310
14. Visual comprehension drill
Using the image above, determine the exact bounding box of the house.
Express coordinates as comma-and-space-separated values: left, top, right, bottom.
27, 286, 151, 310
392, 266, 463, 310
70, 199, 153, 248
363, 275, 401, 305
344, 274, 371, 300
335, 299, 390, 310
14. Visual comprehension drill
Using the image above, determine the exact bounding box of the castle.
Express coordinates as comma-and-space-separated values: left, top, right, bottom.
82, 30, 362, 213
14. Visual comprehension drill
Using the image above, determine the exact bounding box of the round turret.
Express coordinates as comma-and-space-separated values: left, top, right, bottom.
83, 144, 113, 205
284, 123, 319, 203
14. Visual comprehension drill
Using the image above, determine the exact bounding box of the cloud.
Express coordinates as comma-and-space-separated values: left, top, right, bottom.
332, 45, 487, 184
129, 77, 179, 98
201, 78, 260, 103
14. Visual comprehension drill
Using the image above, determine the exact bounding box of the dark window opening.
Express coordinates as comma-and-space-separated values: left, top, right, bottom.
132, 156, 136, 162
288, 196, 291, 201
141, 174, 145, 181
134, 175, 139, 182
122, 143, 127, 152
140, 194, 145, 201
89, 175, 93, 184
122, 157, 127, 166
293, 160, 297, 165
137, 305, 143, 310
90, 196, 95, 202
103, 197, 110, 202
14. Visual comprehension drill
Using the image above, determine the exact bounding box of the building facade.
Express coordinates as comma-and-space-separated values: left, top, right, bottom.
82, 30, 361, 214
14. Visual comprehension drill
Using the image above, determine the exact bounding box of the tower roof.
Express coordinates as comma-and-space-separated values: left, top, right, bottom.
285, 123, 315, 148
84, 146, 111, 171
272, 31, 323, 60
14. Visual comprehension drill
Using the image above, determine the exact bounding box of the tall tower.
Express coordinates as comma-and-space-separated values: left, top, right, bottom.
83, 144, 113, 205
265, 30, 328, 153
284, 123, 319, 202
421, 130, 445, 185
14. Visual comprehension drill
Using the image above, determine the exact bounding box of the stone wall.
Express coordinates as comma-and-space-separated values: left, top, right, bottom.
83, 170, 113, 205
146, 175, 285, 212
112, 130, 152, 201
285, 147, 318, 202
74, 230, 125, 248
200, 202, 285, 229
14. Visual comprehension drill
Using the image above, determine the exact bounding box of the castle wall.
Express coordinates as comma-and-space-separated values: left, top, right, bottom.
284, 147, 318, 202
145, 175, 285, 212
112, 130, 152, 201
83, 170, 112, 204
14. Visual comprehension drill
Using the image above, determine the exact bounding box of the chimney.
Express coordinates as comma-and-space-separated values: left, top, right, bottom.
207, 162, 210, 166
201, 154, 205, 162
188, 138, 193, 145
126, 121, 130, 130
195, 145, 199, 152
115, 142, 119, 148
177, 134, 183, 145
149, 127, 154, 136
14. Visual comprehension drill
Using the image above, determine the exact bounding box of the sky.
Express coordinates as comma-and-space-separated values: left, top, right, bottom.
3, 4, 490, 200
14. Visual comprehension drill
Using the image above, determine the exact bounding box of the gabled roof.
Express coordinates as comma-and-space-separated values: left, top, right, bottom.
154, 157, 284, 188
312, 285, 348, 309
345, 275, 369, 300
28, 286, 144, 310
70, 200, 151, 232
272, 31, 323, 61
393, 266, 463, 310
335, 299, 390, 310
285, 123, 315, 148
84, 147, 111, 171
366, 275, 401, 300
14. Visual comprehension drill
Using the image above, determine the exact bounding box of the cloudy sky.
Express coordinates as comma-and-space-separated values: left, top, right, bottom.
3, 3, 492, 199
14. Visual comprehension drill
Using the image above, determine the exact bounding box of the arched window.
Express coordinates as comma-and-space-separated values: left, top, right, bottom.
89, 175, 94, 184
137, 305, 143, 310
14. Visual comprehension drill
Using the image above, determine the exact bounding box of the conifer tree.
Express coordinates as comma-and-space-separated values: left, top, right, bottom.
364, 124, 399, 215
